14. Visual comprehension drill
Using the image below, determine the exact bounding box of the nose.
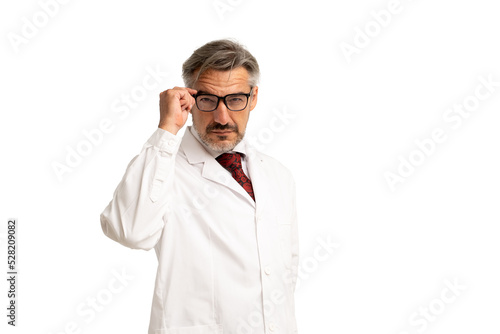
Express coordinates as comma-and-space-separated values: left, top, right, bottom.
212, 100, 230, 125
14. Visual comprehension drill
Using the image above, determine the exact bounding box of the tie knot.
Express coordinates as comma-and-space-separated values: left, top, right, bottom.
216, 152, 242, 171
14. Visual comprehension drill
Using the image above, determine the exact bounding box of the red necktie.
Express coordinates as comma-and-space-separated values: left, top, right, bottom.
216, 153, 255, 201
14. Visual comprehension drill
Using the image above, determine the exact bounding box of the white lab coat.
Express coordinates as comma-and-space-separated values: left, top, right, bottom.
101, 126, 299, 334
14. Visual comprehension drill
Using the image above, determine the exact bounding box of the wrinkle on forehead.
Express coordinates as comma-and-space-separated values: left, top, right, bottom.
193, 67, 251, 95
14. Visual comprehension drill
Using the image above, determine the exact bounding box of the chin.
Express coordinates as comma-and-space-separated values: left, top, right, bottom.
194, 125, 245, 153
206, 134, 244, 153
205, 139, 238, 153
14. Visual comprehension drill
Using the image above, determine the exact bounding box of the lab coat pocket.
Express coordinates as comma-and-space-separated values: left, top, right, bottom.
155, 323, 223, 334
277, 217, 292, 269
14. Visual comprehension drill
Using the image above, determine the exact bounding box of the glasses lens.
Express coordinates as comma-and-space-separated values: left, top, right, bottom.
197, 95, 218, 111
225, 94, 248, 111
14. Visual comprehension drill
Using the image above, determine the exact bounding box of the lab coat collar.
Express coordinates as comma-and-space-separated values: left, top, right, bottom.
182, 126, 214, 165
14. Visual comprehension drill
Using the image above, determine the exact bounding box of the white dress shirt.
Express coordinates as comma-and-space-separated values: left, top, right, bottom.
101, 126, 299, 334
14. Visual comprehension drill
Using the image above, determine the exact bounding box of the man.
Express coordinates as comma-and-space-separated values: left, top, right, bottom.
100, 39, 299, 334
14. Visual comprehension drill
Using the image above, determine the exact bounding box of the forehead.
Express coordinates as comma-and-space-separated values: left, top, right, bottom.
193, 67, 251, 94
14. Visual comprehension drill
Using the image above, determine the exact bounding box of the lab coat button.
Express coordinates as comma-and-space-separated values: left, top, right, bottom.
269, 322, 276, 331
264, 265, 271, 275
168, 139, 176, 147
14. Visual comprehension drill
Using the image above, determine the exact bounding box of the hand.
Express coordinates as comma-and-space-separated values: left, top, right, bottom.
158, 87, 197, 135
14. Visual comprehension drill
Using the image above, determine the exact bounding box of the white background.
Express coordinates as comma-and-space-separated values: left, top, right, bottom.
1, 0, 499, 333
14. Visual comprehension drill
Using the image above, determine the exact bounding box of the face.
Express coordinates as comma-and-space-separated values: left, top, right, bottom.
191, 67, 258, 153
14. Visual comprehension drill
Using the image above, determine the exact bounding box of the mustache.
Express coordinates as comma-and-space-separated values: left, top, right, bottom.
206, 123, 239, 133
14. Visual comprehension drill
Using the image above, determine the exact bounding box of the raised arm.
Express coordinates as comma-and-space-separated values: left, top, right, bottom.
100, 87, 196, 250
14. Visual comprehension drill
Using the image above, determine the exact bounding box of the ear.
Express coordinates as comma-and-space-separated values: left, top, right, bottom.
249, 86, 259, 111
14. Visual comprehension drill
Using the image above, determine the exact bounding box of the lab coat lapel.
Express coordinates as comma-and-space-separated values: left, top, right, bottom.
180, 128, 256, 208
245, 147, 270, 216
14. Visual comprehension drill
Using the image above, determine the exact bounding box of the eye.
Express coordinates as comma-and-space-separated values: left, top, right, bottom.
228, 96, 244, 103
199, 96, 217, 103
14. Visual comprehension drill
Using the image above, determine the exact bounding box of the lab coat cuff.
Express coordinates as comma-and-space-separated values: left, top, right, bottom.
147, 128, 182, 154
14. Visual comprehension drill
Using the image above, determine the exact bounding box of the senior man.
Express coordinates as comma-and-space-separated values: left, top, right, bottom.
100, 39, 299, 334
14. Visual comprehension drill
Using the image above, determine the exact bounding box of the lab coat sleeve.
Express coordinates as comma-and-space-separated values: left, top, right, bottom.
100, 128, 181, 250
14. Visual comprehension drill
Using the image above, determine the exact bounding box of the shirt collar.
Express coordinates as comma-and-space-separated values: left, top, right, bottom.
189, 126, 247, 158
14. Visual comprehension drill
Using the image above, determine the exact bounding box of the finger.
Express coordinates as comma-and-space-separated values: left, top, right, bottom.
179, 89, 196, 107
171, 86, 197, 95
179, 97, 193, 112
177, 88, 194, 99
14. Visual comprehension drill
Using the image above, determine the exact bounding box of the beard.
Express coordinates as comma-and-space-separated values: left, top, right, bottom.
193, 121, 245, 153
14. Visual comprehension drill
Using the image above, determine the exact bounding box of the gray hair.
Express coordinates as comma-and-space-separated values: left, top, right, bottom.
182, 39, 260, 88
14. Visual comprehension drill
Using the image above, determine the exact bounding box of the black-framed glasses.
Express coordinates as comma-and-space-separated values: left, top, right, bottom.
192, 88, 253, 112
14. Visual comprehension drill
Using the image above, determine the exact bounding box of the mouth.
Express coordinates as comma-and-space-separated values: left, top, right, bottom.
210, 130, 234, 135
